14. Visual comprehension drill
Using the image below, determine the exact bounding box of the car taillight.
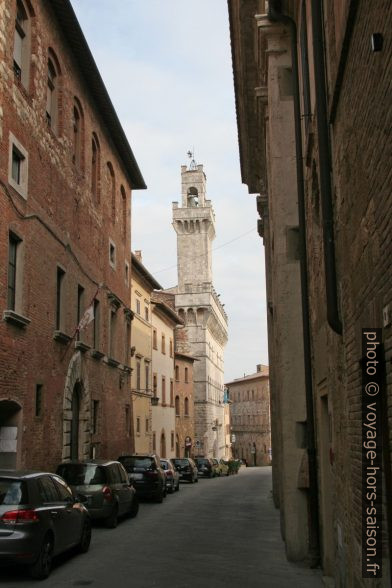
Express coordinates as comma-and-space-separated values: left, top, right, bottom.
145, 470, 158, 477
2, 509, 39, 524
102, 486, 113, 501
166, 471, 173, 477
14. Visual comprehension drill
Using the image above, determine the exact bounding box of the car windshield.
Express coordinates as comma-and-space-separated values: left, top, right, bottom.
196, 459, 208, 465
0, 479, 28, 505
173, 459, 189, 466
119, 457, 154, 472
56, 464, 105, 486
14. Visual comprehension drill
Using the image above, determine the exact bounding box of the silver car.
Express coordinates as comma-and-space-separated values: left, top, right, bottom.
161, 459, 180, 493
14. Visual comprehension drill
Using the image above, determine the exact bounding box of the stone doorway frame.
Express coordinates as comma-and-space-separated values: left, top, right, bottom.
62, 352, 90, 461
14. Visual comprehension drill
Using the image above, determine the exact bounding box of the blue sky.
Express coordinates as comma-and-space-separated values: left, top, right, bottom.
71, 0, 268, 381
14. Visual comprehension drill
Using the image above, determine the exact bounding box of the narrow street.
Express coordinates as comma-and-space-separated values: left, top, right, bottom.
1, 467, 321, 587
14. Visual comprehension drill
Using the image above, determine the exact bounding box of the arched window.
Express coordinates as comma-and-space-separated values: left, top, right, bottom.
175, 396, 180, 416
46, 51, 61, 133
121, 185, 127, 238
107, 162, 115, 221
91, 133, 100, 202
72, 98, 84, 168
184, 397, 189, 417
187, 187, 198, 207
13, 0, 31, 89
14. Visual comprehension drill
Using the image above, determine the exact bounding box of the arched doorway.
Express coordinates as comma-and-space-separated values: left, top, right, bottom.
0, 400, 22, 468
176, 434, 180, 457
70, 383, 81, 460
160, 431, 166, 458
62, 352, 90, 461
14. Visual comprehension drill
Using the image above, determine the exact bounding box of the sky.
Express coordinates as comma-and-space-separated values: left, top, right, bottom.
70, 0, 268, 381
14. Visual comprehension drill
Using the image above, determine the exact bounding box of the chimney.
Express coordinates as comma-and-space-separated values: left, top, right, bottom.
134, 250, 142, 262
256, 364, 262, 372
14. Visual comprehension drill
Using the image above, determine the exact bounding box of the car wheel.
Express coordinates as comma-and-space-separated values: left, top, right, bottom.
105, 504, 119, 529
29, 534, 53, 580
129, 496, 139, 518
77, 519, 92, 553
195, 476, 198, 483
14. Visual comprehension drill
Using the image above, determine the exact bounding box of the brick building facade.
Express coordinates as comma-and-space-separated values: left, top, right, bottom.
226, 365, 271, 466
229, 0, 391, 585
174, 352, 195, 458
0, 0, 145, 471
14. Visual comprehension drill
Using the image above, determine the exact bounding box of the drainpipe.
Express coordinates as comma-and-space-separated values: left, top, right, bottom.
268, 0, 320, 566
310, 0, 342, 335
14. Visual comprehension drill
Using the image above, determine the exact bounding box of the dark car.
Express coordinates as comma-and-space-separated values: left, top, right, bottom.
171, 458, 198, 483
56, 460, 138, 528
194, 457, 215, 478
0, 470, 91, 580
161, 459, 180, 493
118, 455, 166, 502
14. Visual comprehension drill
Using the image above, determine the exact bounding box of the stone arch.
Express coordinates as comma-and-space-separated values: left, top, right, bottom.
187, 187, 199, 207
178, 308, 185, 322
0, 399, 22, 468
62, 352, 90, 461
176, 434, 180, 457
187, 308, 196, 325
195, 220, 201, 233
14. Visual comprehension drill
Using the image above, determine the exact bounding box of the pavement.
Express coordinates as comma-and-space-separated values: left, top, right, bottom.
1, 466, 322, 587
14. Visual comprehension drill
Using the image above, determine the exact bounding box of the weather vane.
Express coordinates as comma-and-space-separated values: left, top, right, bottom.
187, 148, 197, 170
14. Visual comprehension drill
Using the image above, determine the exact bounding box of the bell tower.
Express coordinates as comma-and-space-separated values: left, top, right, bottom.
171, 160, 228, 460
172, 164, 215, 292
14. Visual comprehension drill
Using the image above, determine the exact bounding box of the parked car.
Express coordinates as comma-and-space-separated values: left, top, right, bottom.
194, 457, 215, 478
56, 460, 138, 528
118, 455, 166, 502
171, 458, 198, 483
160, 459, 180, 493
219, 459, 229, 476
0, 469, 91, 580
211, 458, 222, 476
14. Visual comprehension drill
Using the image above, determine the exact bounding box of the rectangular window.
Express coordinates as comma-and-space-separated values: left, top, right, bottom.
169, 339, 173, 357
136, 361, 141, 390
153, 374, 157, 394
152, 432, 156, 451
136, 299, 141, 314
145, 418, 149, 432
170, 380, 174, 406
136, 417, 140, 434
125, 262, 129, 285
7, 233, 20, 310
171, 431, 174, 451
109, 310, 117, 358
56, 267, 65, 330
93, 299, 100, 349
125, 405, 130, 436
12, 147, 24, 184
175, 365, 179, 381
145, 364, 150, 391
162, 377, 166, 404
92, 400, 99, 434
153, 329, 157, 350
161, 334, 165, 354
185, 367, 189, 383
145, 307, 149, 321
35, 384, 43, 417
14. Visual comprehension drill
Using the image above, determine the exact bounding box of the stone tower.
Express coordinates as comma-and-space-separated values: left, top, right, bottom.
171, 163, 228, 459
